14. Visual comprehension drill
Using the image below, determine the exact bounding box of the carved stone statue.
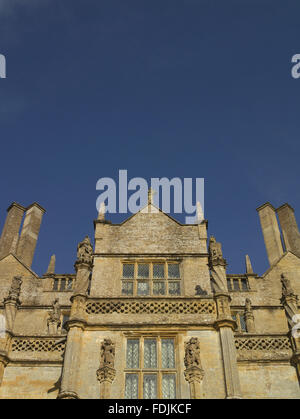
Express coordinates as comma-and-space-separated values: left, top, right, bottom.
209, 236, 224, 262
48, 298, 61, 323
47, 299, 61, 334
100, 339, 115, 368
280, 274, 299, 331
6, 276, 22, 302
73, 236, 93, 296
245, 298, 252, 313
281, 274, 294, 297
208, 236, 228, 293
97, 339, 116, 390
244, 297, 255, 333
184, 337, 202, 369
76, 236, 93, 266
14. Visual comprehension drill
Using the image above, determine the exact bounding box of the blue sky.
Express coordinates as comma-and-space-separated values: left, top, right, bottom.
0, 0, 299, 276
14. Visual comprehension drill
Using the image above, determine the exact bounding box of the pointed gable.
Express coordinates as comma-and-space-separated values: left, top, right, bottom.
95, 204, 207, 254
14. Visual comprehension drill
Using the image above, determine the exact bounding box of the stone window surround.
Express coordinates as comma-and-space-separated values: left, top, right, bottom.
227, 276, 250, 292
52, 276, 75, 292
231, 311, 247, 333
121, 260, 182, 297
124, 332, 178, 399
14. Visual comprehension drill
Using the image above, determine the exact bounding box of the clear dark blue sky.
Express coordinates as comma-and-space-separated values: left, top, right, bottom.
0, 0, 299, 276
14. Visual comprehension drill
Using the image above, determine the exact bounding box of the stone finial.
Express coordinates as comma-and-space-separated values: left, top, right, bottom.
76, 236, 93, 266
46, 254, 56, 274
245, 255, 254, 274
209, 236, 228, 293
196, 201, 204, 223
97, 202, 106, 221
147, 188, 155, 205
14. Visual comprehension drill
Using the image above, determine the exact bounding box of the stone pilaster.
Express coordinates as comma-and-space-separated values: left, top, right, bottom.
57, 316, 85, 399
214, 293, 242, 399
58, 236, 93, 399
57, 292, 87, 399
0, 276, 22, 386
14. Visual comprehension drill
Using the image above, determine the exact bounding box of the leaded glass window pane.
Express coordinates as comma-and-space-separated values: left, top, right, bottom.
168, 264, 180, 278
126, 340, 139, 369
241, 279, 248, 291
153, 264, 164, 278
125, 374, 138, 399
233, 279, 240, 291
227, 279, 232, 291
67, 279, 73, 290
161, 339, 175, 369
53, 278, 59, 291
138, 264, 149, 278
144, 339, 157, 368
122, 281, 133, 295
162, 374, 176, 399
168, 281, 180, 295
62, 315, 69, 332
60, 279, 66, 291
239, 314, 247, 332
137, 281, 149, 296
123, 264, 134, 278
143, 374, 157, 399
153, 281, 165, 295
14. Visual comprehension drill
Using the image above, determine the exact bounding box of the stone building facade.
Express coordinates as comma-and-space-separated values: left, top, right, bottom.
0, 198, 300, 399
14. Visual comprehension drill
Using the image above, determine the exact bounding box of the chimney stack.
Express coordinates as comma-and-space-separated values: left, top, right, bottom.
276, 203, 300, 258
0, 202, 25, 259
16, 202, 45, 268
257, 202, 284, 266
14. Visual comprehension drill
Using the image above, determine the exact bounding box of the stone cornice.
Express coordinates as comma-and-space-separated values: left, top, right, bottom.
93, 253, 209, 258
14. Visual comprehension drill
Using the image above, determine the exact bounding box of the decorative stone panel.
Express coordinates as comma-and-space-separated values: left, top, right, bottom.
11, 337, 66, 353
235, 335, 292, 361
86, 298, 216, 315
